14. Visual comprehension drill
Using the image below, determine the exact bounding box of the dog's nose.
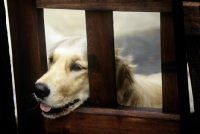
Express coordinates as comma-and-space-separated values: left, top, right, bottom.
34, 83, 50, 99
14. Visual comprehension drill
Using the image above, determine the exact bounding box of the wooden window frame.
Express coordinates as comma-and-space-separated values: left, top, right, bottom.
4, 0, 200, 133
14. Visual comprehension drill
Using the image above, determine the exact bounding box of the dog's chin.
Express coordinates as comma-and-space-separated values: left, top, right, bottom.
41, 99, 82, 119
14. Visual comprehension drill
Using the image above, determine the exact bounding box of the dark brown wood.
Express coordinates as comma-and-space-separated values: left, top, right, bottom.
36, 0, 172, 12
0, 1, 17, 133
37, 9, 48, 75
171, 0, 191, 133
184, 7, 200, 133
6, 0, 47, 133
86, 11, 117, 108
44, 106, 180, 134
183, 0, 200, 2
161, 13, 179, 114
186, 35, 200, 133
183, 2, 200, 36
6, 0, 199, 133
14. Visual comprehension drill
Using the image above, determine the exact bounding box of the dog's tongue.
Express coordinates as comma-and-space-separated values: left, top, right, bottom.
40, 102, 51, 112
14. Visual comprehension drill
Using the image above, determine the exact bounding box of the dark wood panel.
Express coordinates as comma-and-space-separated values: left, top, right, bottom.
37, 9, 48, 75
183, 2, 200, 36
44, 106, 180, 134
6, 0, 46, 133
161, 13, 179, 114
0, 0, 17, 133
86, 11, 117, 107
184, 0, 200, 2
36, 0, 172, 12
171, 0, 191, 133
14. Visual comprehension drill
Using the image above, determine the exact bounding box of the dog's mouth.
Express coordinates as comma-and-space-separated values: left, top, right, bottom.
40, 99, 80, 115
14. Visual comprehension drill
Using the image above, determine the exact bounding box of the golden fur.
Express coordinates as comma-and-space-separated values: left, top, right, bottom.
35, 36, 162, 119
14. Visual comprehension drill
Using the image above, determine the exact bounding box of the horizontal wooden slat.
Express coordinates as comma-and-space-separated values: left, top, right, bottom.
184, 0, 200, 2
44, 106, 180, 134
36, 0, 172, 12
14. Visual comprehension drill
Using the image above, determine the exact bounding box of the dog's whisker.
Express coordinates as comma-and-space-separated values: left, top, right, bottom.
24, 93, 35, 99
25, 102, 40, 111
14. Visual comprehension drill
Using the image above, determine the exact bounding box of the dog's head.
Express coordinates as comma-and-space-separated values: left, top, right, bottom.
34, 37, 89, 119
34, 37, 134, 119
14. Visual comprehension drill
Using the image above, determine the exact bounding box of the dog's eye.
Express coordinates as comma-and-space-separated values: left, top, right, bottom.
49, 57, 53, 63
70, 63, 82, 71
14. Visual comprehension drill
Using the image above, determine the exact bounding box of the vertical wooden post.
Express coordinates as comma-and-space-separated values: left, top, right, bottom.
172, 0, 191, 133
37, 8, 48, 74
6, 0, 47, 133
161, 13, 179, 114
86, 11, 117, 108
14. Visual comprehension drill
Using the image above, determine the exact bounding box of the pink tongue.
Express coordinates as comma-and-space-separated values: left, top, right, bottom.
40, 102, 51, 112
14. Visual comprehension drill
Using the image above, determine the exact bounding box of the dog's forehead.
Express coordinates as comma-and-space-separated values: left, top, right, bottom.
54, 37, 87, 54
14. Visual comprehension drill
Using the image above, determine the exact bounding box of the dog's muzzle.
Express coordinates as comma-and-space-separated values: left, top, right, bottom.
34, 83, 50, 100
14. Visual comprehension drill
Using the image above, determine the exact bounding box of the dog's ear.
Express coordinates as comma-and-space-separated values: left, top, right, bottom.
115, 50, 134, 89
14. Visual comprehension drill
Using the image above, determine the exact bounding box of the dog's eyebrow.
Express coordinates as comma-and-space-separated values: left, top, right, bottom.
49, 49, 54, 55
47, 51, 54, 59
71, 60, 87, 69
69, 61, 87, 71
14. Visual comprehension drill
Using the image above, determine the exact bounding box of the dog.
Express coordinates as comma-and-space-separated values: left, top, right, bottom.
34, 36, 162, 119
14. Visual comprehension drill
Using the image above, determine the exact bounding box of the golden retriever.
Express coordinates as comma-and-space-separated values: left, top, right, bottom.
34, 36, 162, 119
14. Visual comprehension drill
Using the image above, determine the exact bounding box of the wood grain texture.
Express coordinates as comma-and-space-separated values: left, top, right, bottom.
183, 2, 200, 36
6, 0, 46, 133
86, 11, 117, 108
44, 106, 180, 134
37, 9, 48, 75
36, 0, 172, 12
0, 1, 17, 133
161, 13, 179, 114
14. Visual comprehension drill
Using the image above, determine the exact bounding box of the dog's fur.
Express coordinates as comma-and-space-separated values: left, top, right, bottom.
35, 36, 162, 119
